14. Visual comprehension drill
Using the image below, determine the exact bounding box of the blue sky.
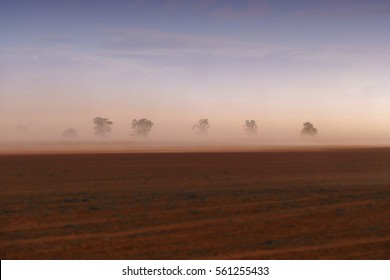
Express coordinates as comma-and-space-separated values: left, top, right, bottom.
1, 0, 390, 141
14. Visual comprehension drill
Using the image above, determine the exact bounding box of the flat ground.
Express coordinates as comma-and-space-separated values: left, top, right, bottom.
1, 149, 389, 259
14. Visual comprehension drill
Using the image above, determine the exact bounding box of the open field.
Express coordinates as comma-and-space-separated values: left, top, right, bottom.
1, 148, 390, 259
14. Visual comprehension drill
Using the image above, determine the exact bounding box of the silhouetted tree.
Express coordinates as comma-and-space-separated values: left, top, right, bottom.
301, 122, 318, 136
93, 117, 113, 137
15, 125, 28, 133
62, 128, 78, 139
192, 118, 210, 135
244, 120, 257, 135
131, 118, 153, 137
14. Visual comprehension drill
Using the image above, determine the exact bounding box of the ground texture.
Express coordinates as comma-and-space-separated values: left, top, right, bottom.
1, 149, 389, 259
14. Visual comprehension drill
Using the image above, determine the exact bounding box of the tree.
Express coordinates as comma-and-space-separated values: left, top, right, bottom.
93, 117, 113, 137
192, 118, 210, 135
15, 125, 28, 133
62, 128, 78, 139
243, 120, 257, 135
131, 118, 153, 137
301, 122, 318, 136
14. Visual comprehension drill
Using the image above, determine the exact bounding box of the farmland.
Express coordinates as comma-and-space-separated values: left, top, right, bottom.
1, 148, 389, 259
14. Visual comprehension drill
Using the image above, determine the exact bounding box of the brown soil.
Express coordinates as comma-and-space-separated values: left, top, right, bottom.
1, 149, 389, 259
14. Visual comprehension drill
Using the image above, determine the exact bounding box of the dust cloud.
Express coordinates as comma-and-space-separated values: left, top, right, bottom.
0, 113, 389, 154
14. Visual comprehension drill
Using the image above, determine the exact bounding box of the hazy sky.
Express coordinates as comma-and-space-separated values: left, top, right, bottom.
1, 0, 390, 141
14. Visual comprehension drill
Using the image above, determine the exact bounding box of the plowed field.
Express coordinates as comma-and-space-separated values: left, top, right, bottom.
1, 149, 389, 259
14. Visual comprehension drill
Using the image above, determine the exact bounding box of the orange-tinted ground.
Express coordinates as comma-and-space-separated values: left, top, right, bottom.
1, 149, 389, 259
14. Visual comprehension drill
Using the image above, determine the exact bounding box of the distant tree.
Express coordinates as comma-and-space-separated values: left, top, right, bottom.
131, 118, 154, 137
243, 120, 257, 135
62, 128, 78, 139
93, 117, 113, 137
301, 122, 318, 136
15, 125, 28, 133
192, 118, 210, 135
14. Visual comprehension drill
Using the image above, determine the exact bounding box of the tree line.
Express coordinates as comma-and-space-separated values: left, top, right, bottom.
58, 117, 318, 139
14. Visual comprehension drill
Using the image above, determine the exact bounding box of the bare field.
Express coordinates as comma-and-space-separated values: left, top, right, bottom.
1, 149, 390, 259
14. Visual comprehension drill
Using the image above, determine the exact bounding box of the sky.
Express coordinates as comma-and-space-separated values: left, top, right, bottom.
1, 0, 390, 142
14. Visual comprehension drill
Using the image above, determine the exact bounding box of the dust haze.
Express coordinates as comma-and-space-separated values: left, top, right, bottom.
1, 108, 389, 154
